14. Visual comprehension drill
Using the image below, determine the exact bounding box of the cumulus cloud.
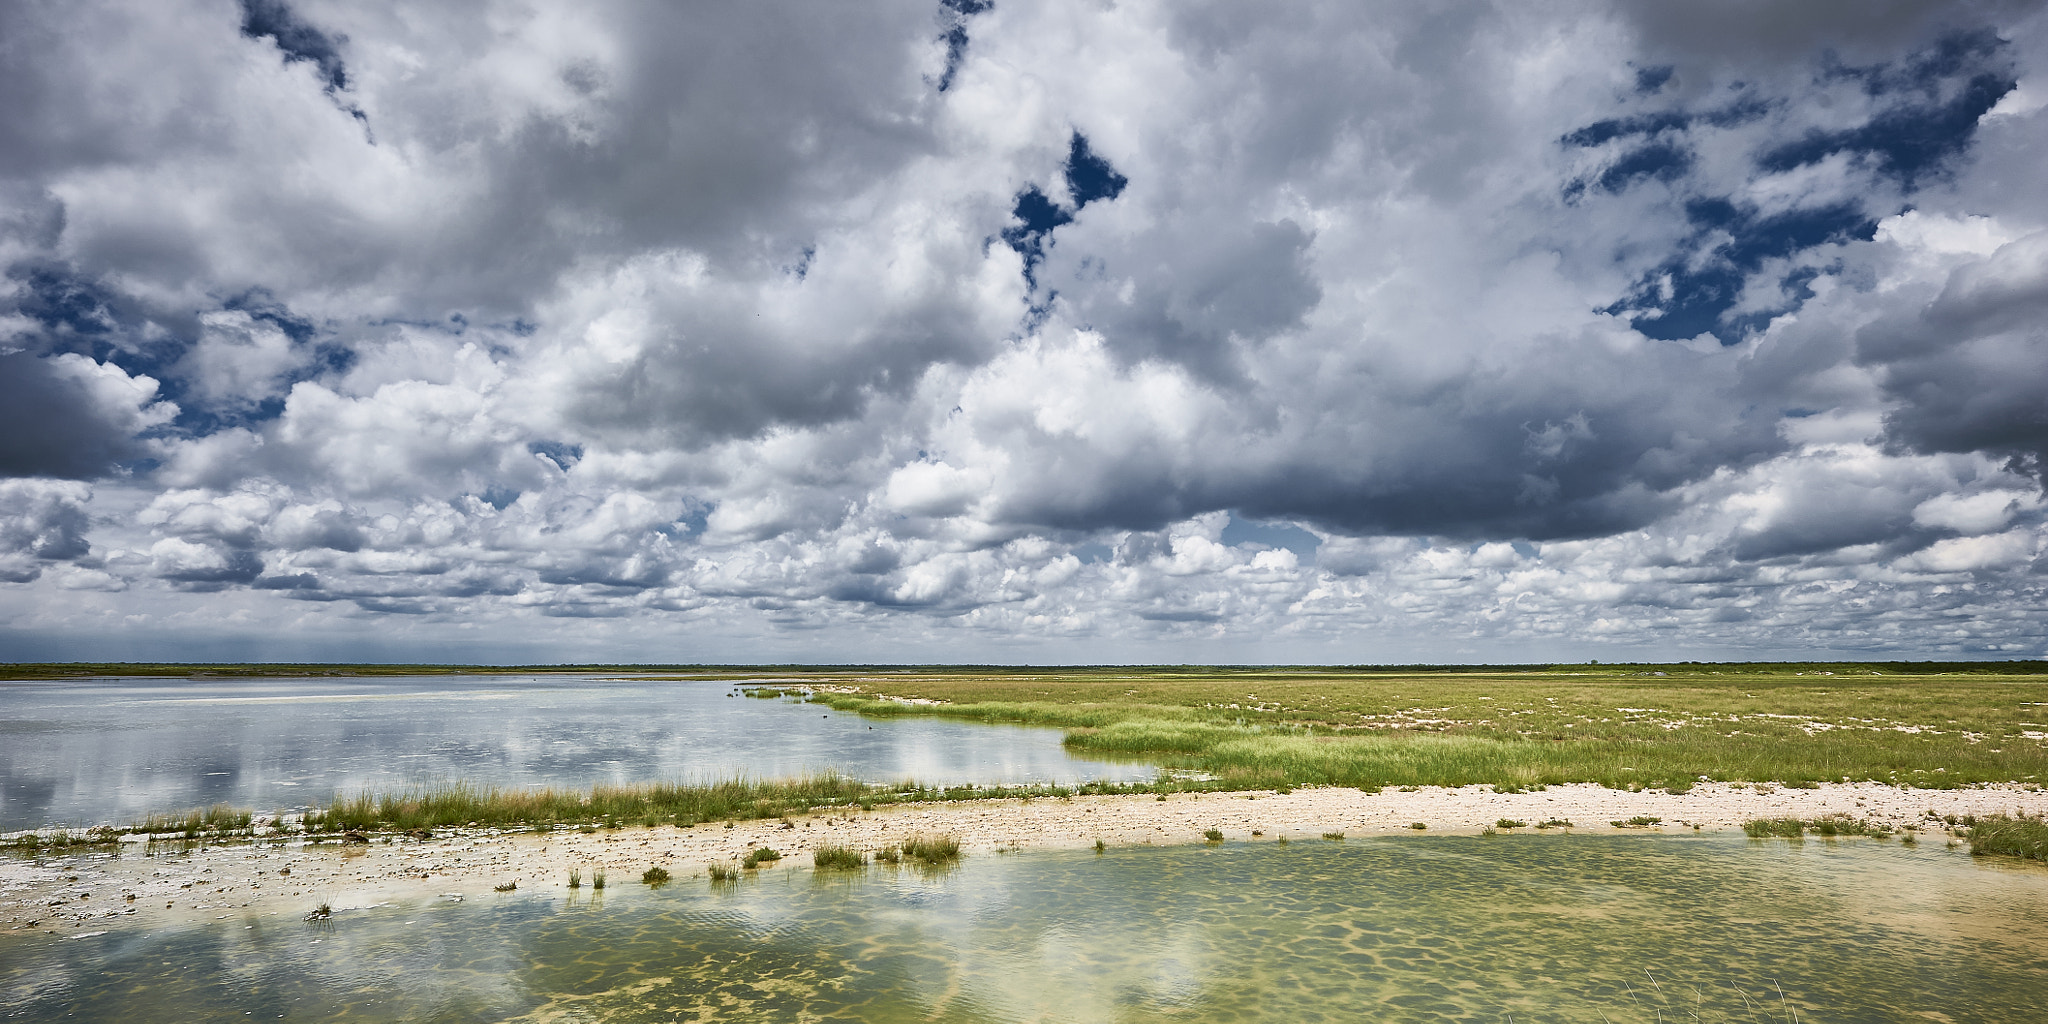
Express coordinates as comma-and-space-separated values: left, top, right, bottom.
2, 0, 2046, 661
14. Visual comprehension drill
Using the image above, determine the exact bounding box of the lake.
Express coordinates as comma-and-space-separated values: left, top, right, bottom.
4, 834, 2043, 1021
0, 675, 1153, 831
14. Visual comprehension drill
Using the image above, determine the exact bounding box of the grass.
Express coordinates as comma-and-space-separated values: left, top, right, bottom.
1967, 814, 2048, 862
1203, 828, 1225, 842
567, 869, 581, 888
642, 866, 670, 885
813, 844, 866, 870
1612, 816, 1663, 828
742, 847, 782, 869
797, 665, 2048, 794
1496, 818, 1527, 829
592, 869, 605, 890
1742, 815, 1891, 838
707, 862, 737, 882
900, 834, 961, 863
28, 663, 2045, 840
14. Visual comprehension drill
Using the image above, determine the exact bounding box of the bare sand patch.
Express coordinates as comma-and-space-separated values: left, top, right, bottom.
6, 781, 2043, 938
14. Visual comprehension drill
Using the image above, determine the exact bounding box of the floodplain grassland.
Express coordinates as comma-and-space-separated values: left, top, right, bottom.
798, 663, 2048, 794
9, 663, 2045, 861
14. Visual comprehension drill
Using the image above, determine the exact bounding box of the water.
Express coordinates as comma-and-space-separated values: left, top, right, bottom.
0, 675, 1152, 831
4, 835, 2044, 1021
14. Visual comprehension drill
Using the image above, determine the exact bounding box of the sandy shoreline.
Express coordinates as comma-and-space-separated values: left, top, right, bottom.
6, 781, 2044, 939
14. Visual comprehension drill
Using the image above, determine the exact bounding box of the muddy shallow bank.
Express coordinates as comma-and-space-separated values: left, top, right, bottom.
5, 823, 2048, 1023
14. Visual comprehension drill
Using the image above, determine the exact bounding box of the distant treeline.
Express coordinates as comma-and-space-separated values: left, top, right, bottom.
1, 659, 2043, 680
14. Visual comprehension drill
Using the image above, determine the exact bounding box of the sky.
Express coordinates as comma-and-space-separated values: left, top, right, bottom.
2, 0, 2047, 665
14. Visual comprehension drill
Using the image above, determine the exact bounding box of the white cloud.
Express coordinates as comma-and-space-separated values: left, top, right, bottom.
3, 0, 2047, 661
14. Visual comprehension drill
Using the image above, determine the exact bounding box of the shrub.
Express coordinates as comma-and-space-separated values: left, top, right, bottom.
1203, 828, 1225, 842
1496, 819, 1527, 829
642, 866, 671, 885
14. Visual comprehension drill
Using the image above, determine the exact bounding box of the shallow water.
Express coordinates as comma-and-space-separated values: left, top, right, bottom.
0, 676, 1152, 830
6, 835, 2045, 1021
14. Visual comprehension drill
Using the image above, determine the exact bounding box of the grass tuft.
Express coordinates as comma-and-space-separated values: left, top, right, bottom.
900, 834, 961, 863
642, 866, 670, 886
707, 862, 737, 882
812, 844, 866, 870
1203, 828, 1225, 842
1743, 814, 1890, 838
1967, 814, 2048, 862
742, 846, 782, 869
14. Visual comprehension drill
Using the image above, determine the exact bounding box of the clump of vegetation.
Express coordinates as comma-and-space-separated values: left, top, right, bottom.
1496, 818, 1527, 829
1967, 814, 2047, 863
1743, 818, 1808, 838
1743, 815, 1889, 838
1203, 828, 1225, 842
1093, 839, 1106, 854
567, 869, 582, 888
1611, 816, 1663, 828
1408, 822, 1427, 830
305, 903, 332, 921
1322, 831, 1346, 840
742, 847, 782, 869
592, 869, 606, 890
874, 845, 902, 864
900, 834, 961, 863
493, 880, 517, 892
1535, 818, 1574, 829
642, 866, 671, 885
812, 844, 866, 870
741, 687, 787, 699
707, 862, 737, 882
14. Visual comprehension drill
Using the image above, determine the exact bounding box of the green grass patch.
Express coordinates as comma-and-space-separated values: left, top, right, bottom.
1967, 814, 2048, 862
1742, 814, 1890, 838
900, 834, 961, 863
812, 844, 866, 870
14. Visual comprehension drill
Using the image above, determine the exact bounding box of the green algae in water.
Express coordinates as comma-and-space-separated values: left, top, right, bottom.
6, 836, 2047, 1022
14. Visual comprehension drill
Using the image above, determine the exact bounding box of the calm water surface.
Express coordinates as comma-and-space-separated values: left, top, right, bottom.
4, 835, 2044, 1021
0, 675, 1152, 830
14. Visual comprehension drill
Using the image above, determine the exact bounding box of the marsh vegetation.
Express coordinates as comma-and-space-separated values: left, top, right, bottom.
803, 664, 2048, 794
